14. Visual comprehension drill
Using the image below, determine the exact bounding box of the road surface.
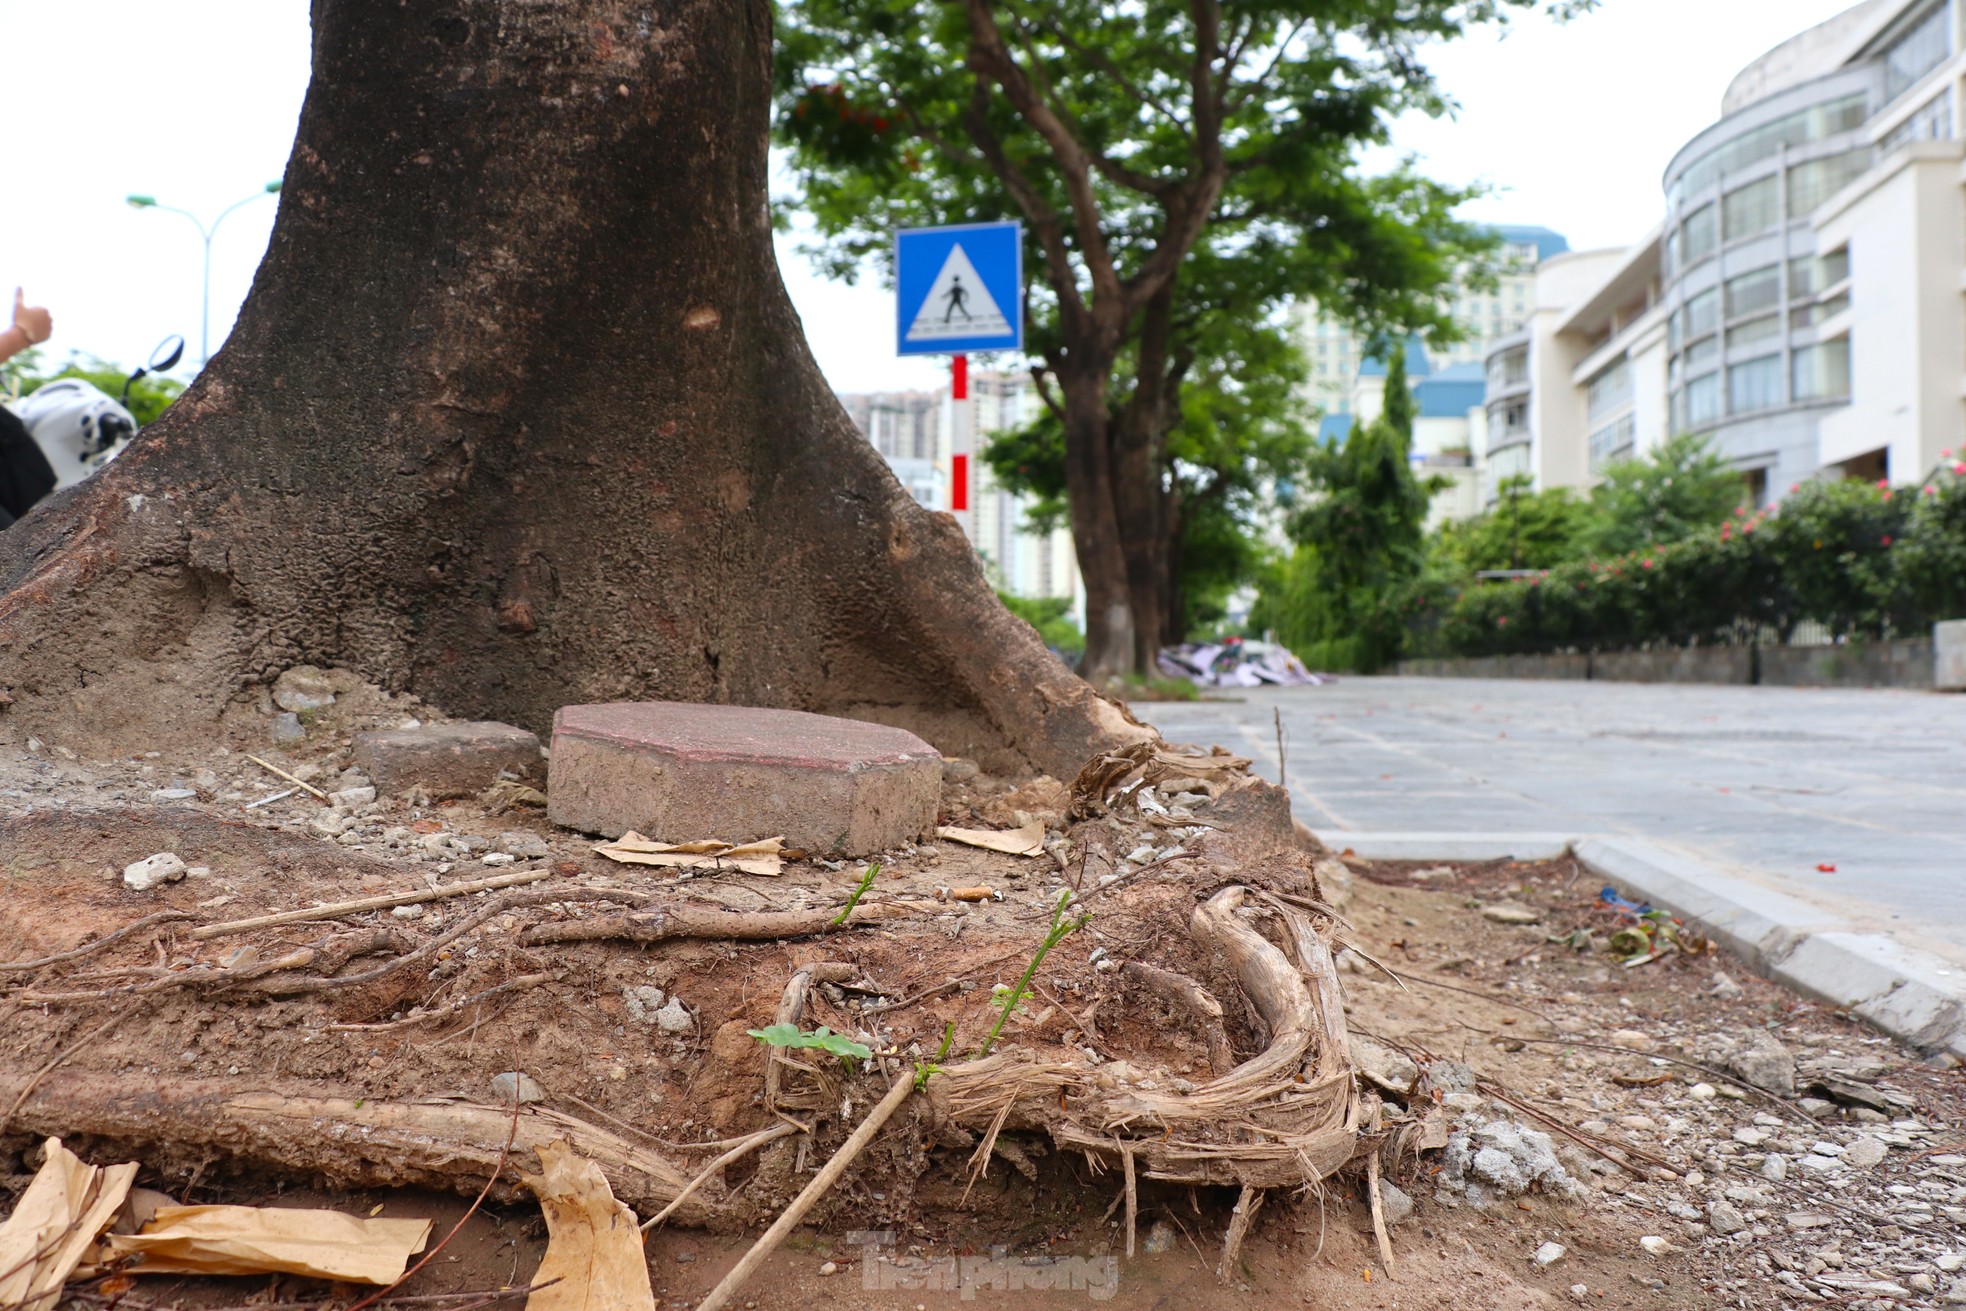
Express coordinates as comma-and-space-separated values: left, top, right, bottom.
1137, 677, 1966, 963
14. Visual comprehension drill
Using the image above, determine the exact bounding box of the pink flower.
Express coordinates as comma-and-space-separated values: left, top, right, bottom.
1883, 490, 1893, 501
1497, 616, 1509, 627
1882, 535, 1894, 546
1791, 483, 1801, 494
1955, 462, 1965, 475
1877, 478, 1890, 490
1642, 559, 1654, 570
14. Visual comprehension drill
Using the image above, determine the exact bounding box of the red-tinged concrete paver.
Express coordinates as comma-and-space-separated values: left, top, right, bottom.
546, 701, 943, 857
352, 721, 543, 799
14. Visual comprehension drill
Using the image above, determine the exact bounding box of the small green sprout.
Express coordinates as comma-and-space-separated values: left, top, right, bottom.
747, 1023, 873, 1064
830, 861, 880, 927
977, 889, 1087, 1058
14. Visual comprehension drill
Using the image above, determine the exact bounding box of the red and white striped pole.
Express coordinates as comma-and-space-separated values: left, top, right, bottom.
949, 353, 972, 520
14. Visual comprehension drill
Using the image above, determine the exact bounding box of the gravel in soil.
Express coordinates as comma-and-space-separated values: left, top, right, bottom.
0, 699, 1961, 1311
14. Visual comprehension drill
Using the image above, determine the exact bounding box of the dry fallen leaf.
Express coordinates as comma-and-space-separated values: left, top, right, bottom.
935, 822, 1046, 857
108, 1205, 431, 1284
0, 1138, 138, 1311
593, 833, 785, 877
523, 1139, 657, 1311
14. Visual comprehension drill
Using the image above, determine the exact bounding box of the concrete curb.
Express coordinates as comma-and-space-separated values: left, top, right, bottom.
1315, 829, 1966, 1061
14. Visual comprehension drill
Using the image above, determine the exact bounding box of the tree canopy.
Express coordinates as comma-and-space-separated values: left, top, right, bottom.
775, 0, 1594, 676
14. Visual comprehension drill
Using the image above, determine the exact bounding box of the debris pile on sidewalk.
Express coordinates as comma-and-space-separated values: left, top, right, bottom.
1155, 638, 1333, 689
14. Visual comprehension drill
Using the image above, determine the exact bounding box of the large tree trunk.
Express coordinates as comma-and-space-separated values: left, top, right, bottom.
1057, 369, 1136, 683
0, 0, 1140, 778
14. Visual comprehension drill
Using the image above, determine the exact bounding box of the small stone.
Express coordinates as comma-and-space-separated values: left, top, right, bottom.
1534, 1241, 1567, 1266
1909, 1274, 1937, 1295
309, 812, 354, 839
1609, 1029, 1654, 1053
1728, 1032, 1796, 1096
1938, 1251, 1966, 1273
1798, 1097, 1836, 1118
1843, 1136, 1888, 1168
273, 666, 338, 712
1142, 1220, 1175, 1254
123, 853, 188, 891
1709, 972, 1744, 1000
1784, 1212, 1834, 1229
1480, 902, 1541, 925
1797, 1154, 1841, 1174
331, 785, 377, 809
654, 996, 693, 1034
1708, 1202, 1747, 1235
1762, 1154, 1788, 1181
623, 986, 667, 1024
270, 712, 306, 745
1443, 1092, 1484, 1113
1350, 1035, 1420, 1095
481, 852, 518, 866
1639, 1236, 1671, 1256
391, 903, 426, 919
1619, 1115, 1657, 1132
1378, 1181, 1414, 1227
818, 1261, 839, 1276
150, 788, 198, 802
497, 831, 553, 859
1688, 1083, 1717, 1099
1947, 1277, 1966, 1305
489, 1071, 545, 1104
1569, 1284, 1589, 1302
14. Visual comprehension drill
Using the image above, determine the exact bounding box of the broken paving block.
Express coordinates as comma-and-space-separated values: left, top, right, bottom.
351, 721, 542, 799
546, 701, 941, 858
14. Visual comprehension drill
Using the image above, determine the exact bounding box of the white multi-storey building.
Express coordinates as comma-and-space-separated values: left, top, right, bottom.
1489, 0, 1965, 505
837, 374, 1083, 609
1297, 225, 1569, 418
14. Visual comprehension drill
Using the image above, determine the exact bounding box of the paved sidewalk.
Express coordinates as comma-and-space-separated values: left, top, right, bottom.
1138, 677, 1966, 966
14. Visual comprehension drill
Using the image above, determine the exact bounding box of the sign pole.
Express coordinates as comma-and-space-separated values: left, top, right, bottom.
950, 353, 972, 525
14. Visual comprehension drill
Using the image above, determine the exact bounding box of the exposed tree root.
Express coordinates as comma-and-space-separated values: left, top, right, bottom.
519, 901, 934, 947
0, 1074, 716, 1227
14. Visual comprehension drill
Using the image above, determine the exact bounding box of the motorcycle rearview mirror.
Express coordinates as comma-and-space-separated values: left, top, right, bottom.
122, 336, 185, 410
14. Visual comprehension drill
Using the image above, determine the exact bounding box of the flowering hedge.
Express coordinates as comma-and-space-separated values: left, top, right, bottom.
1386, 460, 1966, 660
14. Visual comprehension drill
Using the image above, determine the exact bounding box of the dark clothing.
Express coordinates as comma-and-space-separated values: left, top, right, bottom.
0, 405, 55, 526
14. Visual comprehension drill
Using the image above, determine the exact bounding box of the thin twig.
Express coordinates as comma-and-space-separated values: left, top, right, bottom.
190, 869, 553, 940
0, 912, 192, 973
0, 1003, 138, 1135
695, 1074, 916, 1311
243, 753, 331, 801
327, 972, 560, 1032
343, 1081, 525, 1311
640, 1121, 803, 1232
1366, 1152, 1397, 1279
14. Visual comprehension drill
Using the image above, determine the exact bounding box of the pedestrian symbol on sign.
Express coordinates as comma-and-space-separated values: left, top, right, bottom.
901, 237, 1014, 348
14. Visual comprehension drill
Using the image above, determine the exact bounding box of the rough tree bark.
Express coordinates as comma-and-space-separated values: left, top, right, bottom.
0, 0, 1142, 777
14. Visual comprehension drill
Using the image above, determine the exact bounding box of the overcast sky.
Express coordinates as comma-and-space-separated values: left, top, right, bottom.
0, 0, 1862, 395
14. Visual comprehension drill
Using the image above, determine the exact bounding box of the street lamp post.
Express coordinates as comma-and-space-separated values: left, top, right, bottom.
127, 181, 283, 367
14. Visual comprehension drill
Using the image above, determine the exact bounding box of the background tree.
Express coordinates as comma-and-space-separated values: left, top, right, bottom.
1581, 432, 1744, 556
777, 0, 1592, 678
1433, 474, 1592, 572
0, 0, 1135, 779
1259, 347, 1438, 669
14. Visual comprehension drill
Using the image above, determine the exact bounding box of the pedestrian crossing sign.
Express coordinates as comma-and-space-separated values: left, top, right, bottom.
895, 221, 1023, 356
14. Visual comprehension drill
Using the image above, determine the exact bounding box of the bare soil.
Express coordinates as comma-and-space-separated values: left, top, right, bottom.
1, 710, 1960, 1311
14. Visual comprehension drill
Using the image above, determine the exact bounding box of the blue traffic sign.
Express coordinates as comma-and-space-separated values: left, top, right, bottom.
895, 221, 1023, 356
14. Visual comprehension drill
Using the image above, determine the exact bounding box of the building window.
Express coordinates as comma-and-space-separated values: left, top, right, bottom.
1686, 336, 1720, 372
1794, 338, 1853, 400
1725, 266, 1782, 320
1723, 177, 1780, 241
1788, 149, 1873, 216
1680, 204, 1718, 266
1729, 355, 1784, 413
1884, 1, 1952, 104
1881, 91, 1956, 151
1680, 288, 1720, 341
1792, 293, 1851, 329
1589, 415, 1638, 474
1729, 314, 1783, 350
1669, 94, 1869, 207
1685, 373, 1720, 427
1791, 248, 1851, 298
1586, 358, 1632, 421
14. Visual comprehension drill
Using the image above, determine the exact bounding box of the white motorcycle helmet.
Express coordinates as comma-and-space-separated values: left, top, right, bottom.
8, 379, 139, 490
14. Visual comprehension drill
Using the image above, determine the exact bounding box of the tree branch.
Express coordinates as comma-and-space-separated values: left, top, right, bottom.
962, 0, 1123, 316
962, 80, 1086, 328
